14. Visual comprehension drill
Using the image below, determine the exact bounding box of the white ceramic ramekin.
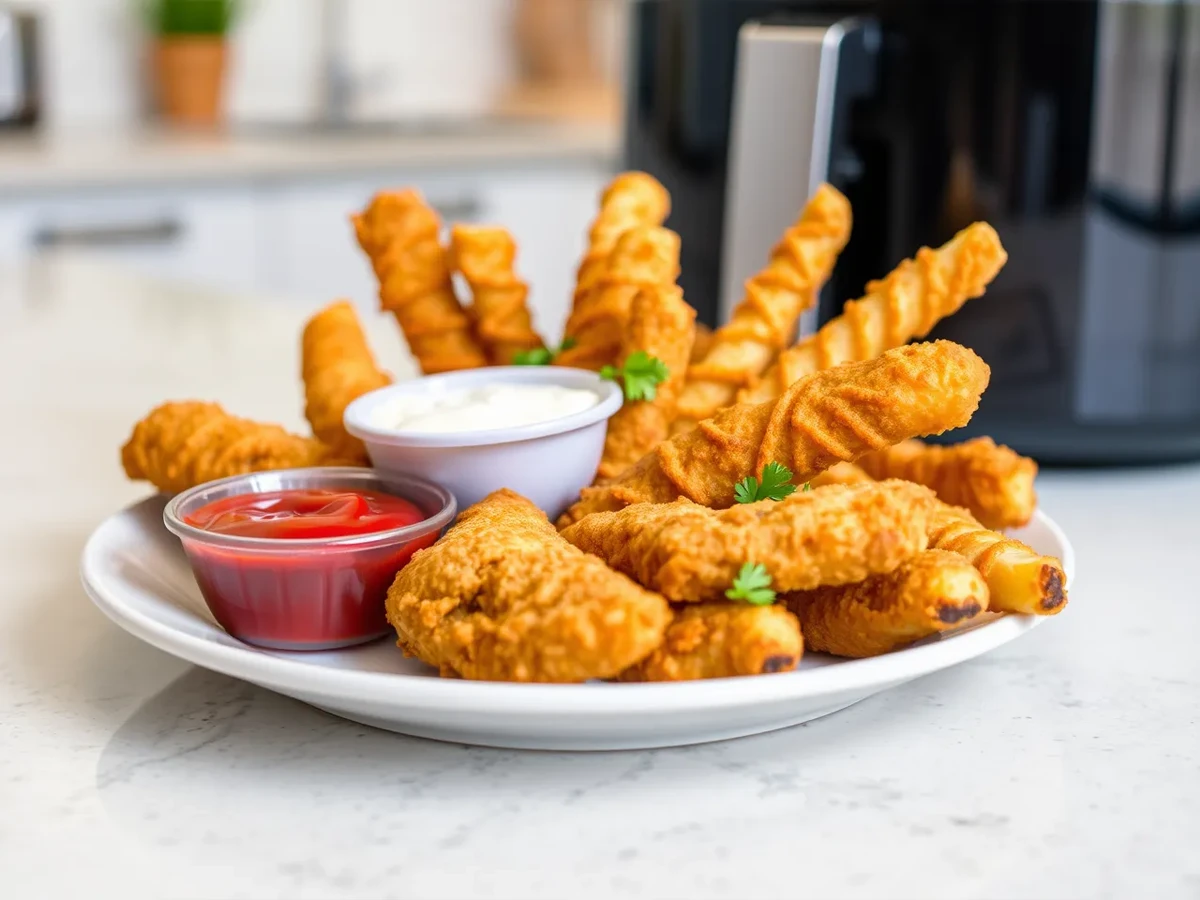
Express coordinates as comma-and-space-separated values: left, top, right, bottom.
343, 366, 623, 519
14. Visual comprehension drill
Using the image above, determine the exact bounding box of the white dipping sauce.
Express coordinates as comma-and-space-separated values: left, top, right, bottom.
375, 383, 601, 433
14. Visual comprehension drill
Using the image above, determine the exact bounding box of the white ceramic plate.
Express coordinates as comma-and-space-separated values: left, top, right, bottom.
81, 497, 1075, 751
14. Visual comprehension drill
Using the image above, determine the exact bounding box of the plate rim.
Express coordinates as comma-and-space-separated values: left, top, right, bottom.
80, 501, 1074, 716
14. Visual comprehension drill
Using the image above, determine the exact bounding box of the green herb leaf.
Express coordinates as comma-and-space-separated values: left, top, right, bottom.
513, 347, 553, 366
725, 562, 776, 606
513, 337, 576, 367
733, 461, 796, 503
733, 475, 759, 505
802, 481, 812, 492
600, 351, 670, 401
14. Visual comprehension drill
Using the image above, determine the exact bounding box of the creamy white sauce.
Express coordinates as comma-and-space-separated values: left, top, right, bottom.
374, 383, 600, 433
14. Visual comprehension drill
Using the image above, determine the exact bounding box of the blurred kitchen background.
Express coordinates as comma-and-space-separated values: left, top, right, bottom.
0, 0, 625, 334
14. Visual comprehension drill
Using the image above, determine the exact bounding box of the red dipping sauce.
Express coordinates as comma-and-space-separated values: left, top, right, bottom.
169, 480, 452, 651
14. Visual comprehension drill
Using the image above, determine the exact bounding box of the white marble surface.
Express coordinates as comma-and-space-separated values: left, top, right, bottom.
2, 258, 1198, 899
0, 120, 618, 192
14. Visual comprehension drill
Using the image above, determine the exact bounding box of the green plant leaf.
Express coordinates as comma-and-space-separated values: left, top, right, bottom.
725, 562, 776, 606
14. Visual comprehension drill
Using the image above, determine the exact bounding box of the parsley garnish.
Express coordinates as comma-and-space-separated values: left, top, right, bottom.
513, 337, 577, 366
599, 350, 669, 401
803, 482, 812, 492
726, 562, 776, 606
733, 461, 797, 504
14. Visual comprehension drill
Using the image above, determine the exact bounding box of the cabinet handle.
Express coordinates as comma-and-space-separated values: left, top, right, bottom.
429, 198, 481, 222
31, 219, 183, 249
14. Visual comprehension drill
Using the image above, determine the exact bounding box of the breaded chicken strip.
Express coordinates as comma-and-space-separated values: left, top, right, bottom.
385, 489, 671, 683
570, 171, 671, 321
809, 461, 875, 487
782, 549, 989, 658
352, 189, 487, 374
557, 341, 989, 527
927, 503, 1068, 616
560, 480, 935, 603
673, 184, 851, 432
301, 300, 391, 462
595, 284, 696, 482
741, 222, 1006, 404
690, 322, 715, 363
122, 401, 350, 494
448, 224, 543, 365
556, 226, 681, 371
617, 603, 803, 681
855, 438, 1037, 529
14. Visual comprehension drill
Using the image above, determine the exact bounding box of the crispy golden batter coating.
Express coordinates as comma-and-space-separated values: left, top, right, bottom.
927, 503, 1068, 616
557, 341, 989, 527
690, 322, 715, 363
674, 184, 851, 432
571, 171, 671, 317
617, 603, 803, 681
561, 480, 935, 603
556, 226, 681, 371
783, 549, 989, 658
385, 489, 671, 682
595, 285, 696, 482
448, 224, 543, 365
121, 401, 349, 494
809, 461, 875, 487
855, 438, 1037, 529
301, 300, 391, 462
741, 222, 1007, 404
352, 189, 487, 374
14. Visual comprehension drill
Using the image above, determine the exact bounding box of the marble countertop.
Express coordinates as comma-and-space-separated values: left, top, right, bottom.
0, 119, 619, 192
2, 258, 1197, 899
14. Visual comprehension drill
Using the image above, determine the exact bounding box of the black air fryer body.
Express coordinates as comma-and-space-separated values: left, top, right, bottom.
625, 0, 1200, 463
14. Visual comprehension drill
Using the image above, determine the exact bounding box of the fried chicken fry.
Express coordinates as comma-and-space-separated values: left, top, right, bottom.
121, 401, 350, 494
617, 603, 803, 681
556, 226, 681, 371
557, 341, 990, 527
352, 189, 487, 374
927, 503, 1068, 616
448, 224, 543, 365
561, 480, 935, 603
690, 322, 715, 363
385, 489, 671, 682
740, 222, 1007, 404
595, 285, 696, 482
674, 184, 852, 432
809, 462, 874, 487
782, 550, 989, 658
855, 438, 1037, 529
301, 300, 391, 462
570, 171, 671, 318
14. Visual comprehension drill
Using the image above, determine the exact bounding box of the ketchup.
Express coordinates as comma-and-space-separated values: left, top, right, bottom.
180, 489, 438, 651
185, 489, 427, 539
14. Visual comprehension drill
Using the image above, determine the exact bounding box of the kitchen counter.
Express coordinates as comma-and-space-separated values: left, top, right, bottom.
0, 119, 619, 192
2, 258, 1197, 899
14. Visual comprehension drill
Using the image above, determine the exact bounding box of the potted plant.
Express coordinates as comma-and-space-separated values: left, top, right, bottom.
143, 0, 239, 128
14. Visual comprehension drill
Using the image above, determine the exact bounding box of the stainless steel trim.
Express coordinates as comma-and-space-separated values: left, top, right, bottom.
31, 219, 183, 249
719, 18, 862, 326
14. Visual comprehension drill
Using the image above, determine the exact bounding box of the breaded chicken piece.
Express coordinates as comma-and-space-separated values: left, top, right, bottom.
809, 461, 875, 487
855, 438, 1037, 529
674, 184, 851, 432
690, 322, 715, 363
927, 503, 1068, 615
122, 401, 350, 494
556, 226, 681, 371
557, 341, 990, 527
595, 284, 696, 482
385, 489, 671, 682
352, 189, 487, 374
741, 222, 1006, 404
561, 480, 935, 603
617, 603, 803, 681
301, 300, 391, 462
448, 224, 543, 365
570, 171, 671, 319
782, 549, 989, 658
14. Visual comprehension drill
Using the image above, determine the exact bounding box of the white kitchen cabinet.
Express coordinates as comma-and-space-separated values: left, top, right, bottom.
0, 186, 262, 293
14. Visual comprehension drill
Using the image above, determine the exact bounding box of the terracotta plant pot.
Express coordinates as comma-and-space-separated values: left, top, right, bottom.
152, 37, 227, 128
